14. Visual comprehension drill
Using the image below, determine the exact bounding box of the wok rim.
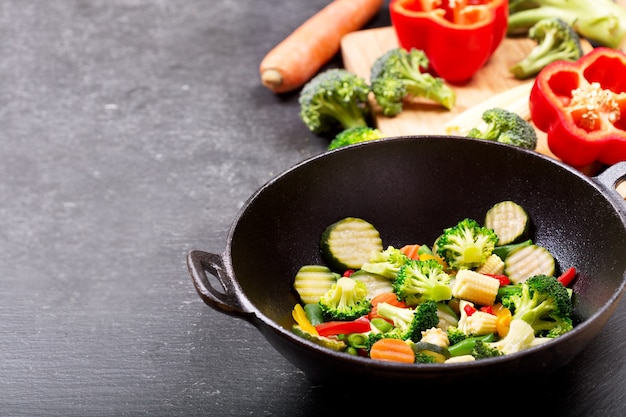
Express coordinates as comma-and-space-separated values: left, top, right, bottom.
218, 135, 626, 377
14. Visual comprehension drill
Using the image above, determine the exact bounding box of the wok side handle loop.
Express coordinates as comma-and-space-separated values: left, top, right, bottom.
186, 250, 253, 319
594, 162, 626, 205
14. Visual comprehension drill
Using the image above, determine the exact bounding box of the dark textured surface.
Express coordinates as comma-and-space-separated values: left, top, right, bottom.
0, 1, 624, 416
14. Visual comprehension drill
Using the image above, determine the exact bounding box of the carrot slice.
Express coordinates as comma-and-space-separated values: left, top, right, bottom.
370, 338, 415, 363
400, 244, 421, 259
369, 292, 407, 320
259, 0, 384, 93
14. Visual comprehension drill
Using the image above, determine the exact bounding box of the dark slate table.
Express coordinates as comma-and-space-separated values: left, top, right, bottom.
1, 1, 624, 416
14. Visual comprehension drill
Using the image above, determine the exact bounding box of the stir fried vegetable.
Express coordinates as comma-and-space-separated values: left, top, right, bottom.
290, 201, 578, 364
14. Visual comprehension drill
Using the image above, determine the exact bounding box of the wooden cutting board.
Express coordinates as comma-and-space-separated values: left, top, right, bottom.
341, 27, 567, 156
340, 27, 626, 198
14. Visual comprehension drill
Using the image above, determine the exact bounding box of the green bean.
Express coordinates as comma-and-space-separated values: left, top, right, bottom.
448, 333, 497, 357
346, 333, 368, 349
303, 303, 324, 325
371, 317, 393, 333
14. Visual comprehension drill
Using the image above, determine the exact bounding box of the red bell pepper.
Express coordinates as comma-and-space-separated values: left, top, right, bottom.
389, 0, 508, 83
315, 316, 371, 337
529, 47, 626, 169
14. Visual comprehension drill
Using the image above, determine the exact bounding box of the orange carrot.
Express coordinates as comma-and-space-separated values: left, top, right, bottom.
400, 244, 421, 259
370, 338, 415, 363
369, 292, 407, 320
259, 0, 384, 93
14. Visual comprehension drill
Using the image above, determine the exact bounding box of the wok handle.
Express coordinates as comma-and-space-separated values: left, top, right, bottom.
595, 162, 626, 204
187, 250, 254, 320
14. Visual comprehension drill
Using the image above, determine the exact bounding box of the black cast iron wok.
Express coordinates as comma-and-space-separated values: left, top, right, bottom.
187, 136, 626, 386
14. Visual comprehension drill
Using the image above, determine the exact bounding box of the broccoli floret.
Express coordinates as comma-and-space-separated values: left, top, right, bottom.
414, 351, 437, 364
446, 326, 468, 346
436, 218, 499, 270
393, 259, 452, 305
376, 300, 439, 342
507, 0, 626, 49
471, 339, 502, 359
510, 18, 582, 79
467, 108, 538, 150
369, 47, 456, 117
327, 126, 385, 150
318, 277, 371, 321
360, 245, 410, 280
501, 274, 573, 337
298, 68, 371, 135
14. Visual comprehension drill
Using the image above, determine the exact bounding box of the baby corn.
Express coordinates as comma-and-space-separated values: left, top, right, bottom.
452, 269, 500, 306
476, 254, 505, 275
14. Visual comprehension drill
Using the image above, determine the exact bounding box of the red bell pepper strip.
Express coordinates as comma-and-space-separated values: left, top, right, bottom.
482, 273, 511, 286
315, 316, 371, 337
557, 267, 577, 287
529, 47, 626, 169
389, 0, 508, 83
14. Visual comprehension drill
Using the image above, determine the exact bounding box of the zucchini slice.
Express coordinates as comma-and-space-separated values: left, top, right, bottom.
504, 244, 555, 284
411, 341, 451, 363
484, 201, 530, 245
320, 217, 383, 272
293, 265, 338, 305
349, 270, 394, 299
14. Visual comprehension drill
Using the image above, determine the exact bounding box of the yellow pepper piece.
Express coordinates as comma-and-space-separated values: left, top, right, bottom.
292, 304, 319, 336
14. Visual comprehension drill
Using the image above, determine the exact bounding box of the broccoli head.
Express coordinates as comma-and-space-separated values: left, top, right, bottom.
318, 277, 371, 321
360, 245, 410, 280
501, 274, 573, 337
435, 218, 499, 270
327, 126, 385, 150
298, 68, 371, 135
370, 47, 456, 117
510, 17, 583, 80
467, 107, 538, 150
375, 300, 440, 342
393, 259, 452, 305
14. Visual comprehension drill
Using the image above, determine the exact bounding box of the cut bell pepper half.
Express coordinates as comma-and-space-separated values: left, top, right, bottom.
389, 0, 508, 83
529, 47, 626, 168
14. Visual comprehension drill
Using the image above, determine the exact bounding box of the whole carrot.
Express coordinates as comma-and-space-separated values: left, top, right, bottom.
259, 0, 384, 94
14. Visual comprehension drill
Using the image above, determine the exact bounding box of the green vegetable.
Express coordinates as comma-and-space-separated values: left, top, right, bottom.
360, 245, 410, 280
504, 244, 555, 284
298, 68, 371, 135
447, 333, 497, 357
291, 325, 347, 351
375, 300, 440, 342
393, 259, 453, 305
320, 217, 383, 272
350, 269, 394, 300
410, 341, 451, 363
369, 47, 456, 117
484, 200, 531, 245
467, 107, 538, 150
293, 265, 339, 305
318, 276, 371, 321
507, 0, 626, 49
509, 17, 583, 80
303, 303, 325, 326
492, 239, 533, 260
327, 126, 385, 150
435, 218, 499, 270
500, 274, 573, 337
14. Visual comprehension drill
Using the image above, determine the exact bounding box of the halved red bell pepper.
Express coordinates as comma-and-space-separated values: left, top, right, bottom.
529, 47, 626, 168
389, 0, 508, 83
